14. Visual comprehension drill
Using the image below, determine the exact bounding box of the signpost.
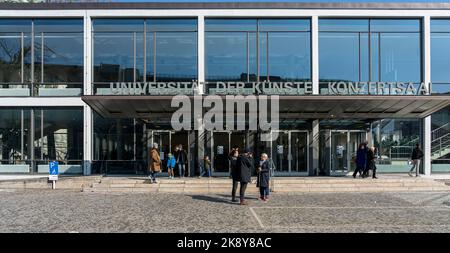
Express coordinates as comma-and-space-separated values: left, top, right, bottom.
49, 161, 59, 189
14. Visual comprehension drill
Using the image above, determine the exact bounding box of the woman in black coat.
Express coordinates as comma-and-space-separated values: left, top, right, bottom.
257, 153, 270, 202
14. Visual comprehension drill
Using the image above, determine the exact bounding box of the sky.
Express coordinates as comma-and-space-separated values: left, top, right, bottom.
111, 0, 450, 3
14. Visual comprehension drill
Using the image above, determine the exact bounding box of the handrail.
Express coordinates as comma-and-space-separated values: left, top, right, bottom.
432, 132, 450, 144
432, 123, 450, 140
432, 122, 449, 133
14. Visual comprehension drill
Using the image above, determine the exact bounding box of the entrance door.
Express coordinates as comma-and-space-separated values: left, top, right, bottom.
272, 131, 309, 175
149, 130, 190, 177
331, 131, 348, 175
330, 130, 367, 175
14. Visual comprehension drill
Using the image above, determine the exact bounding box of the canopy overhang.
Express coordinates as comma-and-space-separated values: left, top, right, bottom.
82, 95, 450, 120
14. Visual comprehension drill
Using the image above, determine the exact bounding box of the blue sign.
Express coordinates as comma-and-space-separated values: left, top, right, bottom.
49, 161, 59, 175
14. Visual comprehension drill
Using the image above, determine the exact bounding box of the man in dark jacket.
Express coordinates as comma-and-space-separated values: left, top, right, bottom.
230, 149, 240, 202
175, 144, 187, 178
409, 143, 423, 177
236, 148, 254, 205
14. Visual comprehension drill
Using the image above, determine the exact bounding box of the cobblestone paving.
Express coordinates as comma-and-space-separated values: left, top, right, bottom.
0, 190, 449, 233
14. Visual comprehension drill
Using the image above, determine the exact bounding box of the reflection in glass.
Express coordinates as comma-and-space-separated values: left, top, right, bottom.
205, 32, 247, 81
94, 32, 134, 82
319, 33, 359, 82
0, 34, 22, 83
43, 33, 83, 82
267, 32, 310, 81
380, 33, 421, 82
155, 32, 197, 82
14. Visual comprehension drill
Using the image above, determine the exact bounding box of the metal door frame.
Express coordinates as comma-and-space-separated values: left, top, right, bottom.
148, 130, 190, 176
329, 130, 367, 176
272, 130, 309, 176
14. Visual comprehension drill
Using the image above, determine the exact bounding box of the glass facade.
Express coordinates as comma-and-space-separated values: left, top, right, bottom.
371, 119, 423, 173
431, 19, 450, 94
0, 107, 83, 174
319, 19, 422, 94
92, 18, 198, 95
205, 19, 311, 94
0, 19, 83, 96
0, 14, 448, 176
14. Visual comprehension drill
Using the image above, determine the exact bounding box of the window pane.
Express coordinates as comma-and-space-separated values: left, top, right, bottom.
259, 32, 268, 81
155, 32, 197, 82
319, 32, 359, 82
319, 19, 368, 32
92, 19, 144, 32
249, 32, 257, 82
43, 33, 83, 83
205, 32, 247, 81
0, 34, 22, 83
259, 19, 310, 32
267, 32, 311, 81
379, 33, 421, 82
34, 19, 83, 33
431, 33, 450, 83
136, 33, 145, 82
205, 19, 257, 32
370, 19, 420, 32
0, 109, 30, 173
94, 32, 134, 82
146, 33, 154, 82
431, 19, 450, 33
0, 19, 31, 33
34, 108, 83, 161
147, 19, 197, 32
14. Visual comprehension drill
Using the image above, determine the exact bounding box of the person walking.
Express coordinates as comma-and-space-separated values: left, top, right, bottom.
236, 148, 253, 205
200, 155, 211, 178
149, 143, 161, 183
367, 146, 377, 179
166, 153, 176, 179
409, 143, 423, 177
175, 144, 187, 178
353, 143, 367, 178
256, 153, 270, 202
230, 149, 240, 203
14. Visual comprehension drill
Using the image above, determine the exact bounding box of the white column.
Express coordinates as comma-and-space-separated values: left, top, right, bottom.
197, 15, 206, 176
197, 15, 205, 95
311, 16, 319, 95
423, 16, 432, 176
309, 120, 320, 176
83, 12, 93, 175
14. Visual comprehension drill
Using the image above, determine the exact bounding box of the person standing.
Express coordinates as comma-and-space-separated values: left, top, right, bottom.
353, 143, 367, 179
200, 155, 211, 178
256, 153, 270, 202
166, 153, 176, 179
367, 146, 377, 179
149, 143, 161, 183
230, 149, 240, 203
409, 143, 423, 177
175, 144, 187, 178
236, 149, 253, 205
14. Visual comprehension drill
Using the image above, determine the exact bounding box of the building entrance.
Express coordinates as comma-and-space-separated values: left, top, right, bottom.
329, 130, 367, 176
209, 130, 308, 176
148, 130, 191, 177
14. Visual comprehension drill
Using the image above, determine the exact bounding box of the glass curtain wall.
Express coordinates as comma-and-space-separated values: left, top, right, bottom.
92, 112, 146, 174
0, 108, 83, 174
319, 19, 422, 94
205, 19, 311, 94
0, 19, 83, 97
430, 106, 450, 172
92, 18, 198, 95
371, 119, 423, 173
431, 19, 450, 94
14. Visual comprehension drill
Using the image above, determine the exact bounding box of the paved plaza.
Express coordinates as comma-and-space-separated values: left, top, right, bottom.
0, 190, 449, 233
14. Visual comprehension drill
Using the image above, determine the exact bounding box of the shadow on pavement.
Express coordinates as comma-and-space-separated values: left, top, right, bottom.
189, 195, 236, 204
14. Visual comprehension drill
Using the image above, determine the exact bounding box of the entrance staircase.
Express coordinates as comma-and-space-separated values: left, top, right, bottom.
83, 176, 449, 193
0, 175, 449, 193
